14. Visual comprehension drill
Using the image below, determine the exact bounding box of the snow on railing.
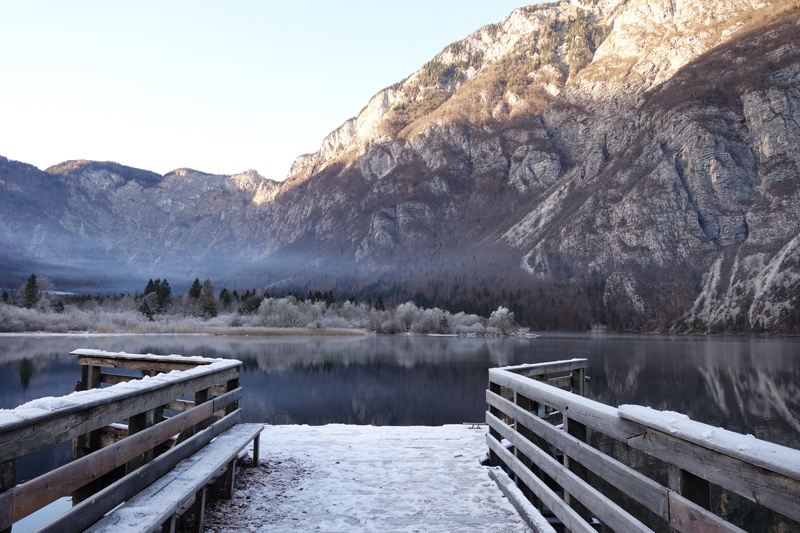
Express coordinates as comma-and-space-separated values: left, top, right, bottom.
0, 350, 243, 531
487, 359, 800, 533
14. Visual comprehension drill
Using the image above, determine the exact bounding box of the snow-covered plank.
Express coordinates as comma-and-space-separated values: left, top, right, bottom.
489, 368, 643, 442
489, 467, 557, 533
72, 349, 224, 372
627, 421, 800, 523
0, 360, 240, 462
86, 423, 263, 533
619, 405, 800, 481
499, 359, 588, 376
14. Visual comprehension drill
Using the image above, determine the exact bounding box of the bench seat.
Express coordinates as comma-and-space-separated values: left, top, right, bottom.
86, 423, 263, 533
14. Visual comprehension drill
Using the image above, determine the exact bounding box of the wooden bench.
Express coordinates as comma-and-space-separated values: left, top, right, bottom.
87, 423, 263, 533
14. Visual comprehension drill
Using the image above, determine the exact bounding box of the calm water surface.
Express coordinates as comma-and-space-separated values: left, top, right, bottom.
2, 333, 798, 445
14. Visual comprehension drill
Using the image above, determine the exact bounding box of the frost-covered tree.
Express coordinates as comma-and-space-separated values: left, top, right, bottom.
199, 278, 217, 318
489, 306, 515, 335
22, 274, 38, 309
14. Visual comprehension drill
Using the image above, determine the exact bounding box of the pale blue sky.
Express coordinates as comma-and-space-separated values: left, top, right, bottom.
0, 1, 538, 181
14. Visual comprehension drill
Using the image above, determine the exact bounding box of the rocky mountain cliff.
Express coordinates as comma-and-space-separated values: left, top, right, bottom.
2, 0, 800, 332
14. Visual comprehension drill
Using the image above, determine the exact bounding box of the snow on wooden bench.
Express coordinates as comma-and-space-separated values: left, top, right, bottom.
86, 423, 264, 533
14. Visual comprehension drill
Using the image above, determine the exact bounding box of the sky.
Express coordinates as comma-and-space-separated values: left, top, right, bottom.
0, 1, 539, 182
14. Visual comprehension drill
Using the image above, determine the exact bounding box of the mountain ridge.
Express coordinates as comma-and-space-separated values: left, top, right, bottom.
2, 0, 800, 332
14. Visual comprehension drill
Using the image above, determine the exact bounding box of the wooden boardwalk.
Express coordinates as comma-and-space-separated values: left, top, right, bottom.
202, 424, 532, 533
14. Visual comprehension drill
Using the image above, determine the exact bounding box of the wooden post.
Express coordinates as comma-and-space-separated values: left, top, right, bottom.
223, 458, 236, 499
563, 415, 591, 522
564, 369, 591, 523
72, 364, 102, 503
252, 434, 260, 467
225, 375, 240, 415
514, 392, 542, 509
161, 514, 177, 533
194, 387, 213, 434
192, 486, 207, 533
488, 381, 504, 467
668, 464, 711, 512
126, 409, 156, 474
1, 460, 15, 533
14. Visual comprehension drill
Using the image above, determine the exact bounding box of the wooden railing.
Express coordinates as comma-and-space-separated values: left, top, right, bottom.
0, 350, 243, 533
486, 359, 800, 533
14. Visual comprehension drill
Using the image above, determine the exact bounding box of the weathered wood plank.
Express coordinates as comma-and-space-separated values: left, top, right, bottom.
165, 399, 194, 412
628, 427, 800, 523
488, 412, 652, 533
620, 404, 800, 482
100, 373, 137, 385
10, 391, 240, 523
669, 492, 747, 533
86, 423, 263, 533
487, 390, 670, 520
548, 375, 573, 389
489, 369, 644, 442
77, 356, 205, 372
501, 359, 588, 377
0, 364, 239, 463
33, 410, 242, 533
486, 433, 596, 533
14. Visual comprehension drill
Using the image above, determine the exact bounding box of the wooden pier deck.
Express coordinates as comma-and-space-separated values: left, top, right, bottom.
202, 424, 532, 533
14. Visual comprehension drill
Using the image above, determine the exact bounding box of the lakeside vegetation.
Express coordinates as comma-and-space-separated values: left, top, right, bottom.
0, 274, 525, 336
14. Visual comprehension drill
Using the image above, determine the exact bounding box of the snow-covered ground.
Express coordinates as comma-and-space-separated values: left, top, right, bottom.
202, 424, 532, 533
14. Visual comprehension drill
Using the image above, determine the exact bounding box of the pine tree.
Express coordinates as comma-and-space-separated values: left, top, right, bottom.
22, 274, 39, 309
376, 295, 385, 311
188, 278, 202, 299
219, 288, 232, 310
143, 279, 155, 295
1, 290, 8, 304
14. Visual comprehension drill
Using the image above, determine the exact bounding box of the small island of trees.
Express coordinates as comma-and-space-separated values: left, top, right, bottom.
0, 273, 525, 336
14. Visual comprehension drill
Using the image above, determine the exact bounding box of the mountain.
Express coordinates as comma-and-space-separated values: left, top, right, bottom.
2, 0, 800, 332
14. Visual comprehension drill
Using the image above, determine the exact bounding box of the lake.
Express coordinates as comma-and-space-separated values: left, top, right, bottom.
2, 333, 799, 444
2, 332, 799, 532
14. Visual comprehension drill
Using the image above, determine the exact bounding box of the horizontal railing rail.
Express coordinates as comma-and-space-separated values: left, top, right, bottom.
0, 350, 243, 532
487, 359, 800, 533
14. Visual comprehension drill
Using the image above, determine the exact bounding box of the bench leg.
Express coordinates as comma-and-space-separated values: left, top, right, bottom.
252, 434, 260, 467
161, 514, 176, 533
192, 486, 207, 533
224, 458, 236, 499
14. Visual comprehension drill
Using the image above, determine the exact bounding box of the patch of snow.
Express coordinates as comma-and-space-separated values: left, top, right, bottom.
0, 357, 240, 432
619, 405, 800, 481
70, 348, 223, 363
203, 424, 530, 532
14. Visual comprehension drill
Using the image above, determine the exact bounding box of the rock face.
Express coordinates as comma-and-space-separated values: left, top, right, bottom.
2, 0, 800, 331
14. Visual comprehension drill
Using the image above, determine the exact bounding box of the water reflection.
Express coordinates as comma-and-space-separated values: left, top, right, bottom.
1, 333, 798, 448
